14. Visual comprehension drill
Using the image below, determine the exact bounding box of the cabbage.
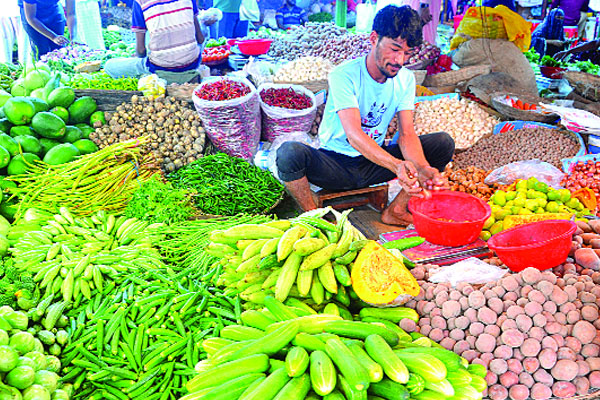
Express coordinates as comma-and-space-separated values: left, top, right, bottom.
23, 353, 46, 372
0, 329, 9, 346
0, 345, 19, 372
17, 357, 36, 369
33, 371, 57, 393
7, 365, 35, 390
22, 385, 50, 400
43, 357, 60, 374
9, 332, 35, 355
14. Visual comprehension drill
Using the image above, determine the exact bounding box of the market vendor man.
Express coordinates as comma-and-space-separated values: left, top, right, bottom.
104, 0, 205, 83
276, 5, 455, 226
276, 0, 308, 29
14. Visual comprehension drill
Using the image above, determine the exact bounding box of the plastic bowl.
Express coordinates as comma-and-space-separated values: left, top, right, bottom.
235, 39, 273, 56
487, 220, 577, 272
540, 66, 566, 79
408, 191, 491, 247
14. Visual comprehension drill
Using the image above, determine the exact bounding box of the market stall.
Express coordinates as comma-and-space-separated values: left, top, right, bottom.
0, 2, 599, 399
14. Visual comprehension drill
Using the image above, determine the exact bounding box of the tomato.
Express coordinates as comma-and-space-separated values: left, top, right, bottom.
516, 100, 524, 110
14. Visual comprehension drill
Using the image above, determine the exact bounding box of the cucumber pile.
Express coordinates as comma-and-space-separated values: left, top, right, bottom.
182, 296, 487, 400
208, 209, 366, 308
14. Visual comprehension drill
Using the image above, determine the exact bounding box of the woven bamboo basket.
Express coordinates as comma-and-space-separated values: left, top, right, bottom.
423, 64, 492, 88
491, 92, 559, 123
273, 79, 328, 94
565, 71, 600, 102
74, 89, 143, 111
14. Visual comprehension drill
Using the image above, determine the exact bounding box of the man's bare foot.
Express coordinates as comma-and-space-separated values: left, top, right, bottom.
381, 208, 414, 226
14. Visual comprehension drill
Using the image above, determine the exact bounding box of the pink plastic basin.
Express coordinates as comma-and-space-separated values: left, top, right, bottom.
408, 191, 491, 247
487, 220, 577, 272
234, 39, 273, 56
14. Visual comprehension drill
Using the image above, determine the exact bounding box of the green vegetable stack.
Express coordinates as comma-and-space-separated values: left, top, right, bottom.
9, 207, 166, 308
179, 296, 487, 400
0, 304, 72, 400
207, 209, 366, 309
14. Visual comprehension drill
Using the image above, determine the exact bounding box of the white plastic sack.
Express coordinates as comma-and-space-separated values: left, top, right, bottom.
428, 258, 507, 287
193, 77, 261, 161
484, 160, 565, 189
258, 83, 317, 142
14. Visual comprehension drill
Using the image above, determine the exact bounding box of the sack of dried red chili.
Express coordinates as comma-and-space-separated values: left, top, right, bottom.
258, 84, 317, 143
192, 77, 261, 161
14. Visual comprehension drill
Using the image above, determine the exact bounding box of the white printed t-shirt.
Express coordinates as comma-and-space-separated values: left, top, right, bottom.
319, 56, 416, 157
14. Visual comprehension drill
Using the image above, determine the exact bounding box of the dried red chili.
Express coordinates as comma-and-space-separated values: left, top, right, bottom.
195, 79, 251, 101
260, 88, 312, 110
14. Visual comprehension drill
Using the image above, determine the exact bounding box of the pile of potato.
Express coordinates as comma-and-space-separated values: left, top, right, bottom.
404, 221, 600, 399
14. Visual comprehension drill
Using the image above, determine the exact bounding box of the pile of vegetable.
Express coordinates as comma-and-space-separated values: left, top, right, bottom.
201, 46, 231, 64
69, 73, 138, 91
181, 296, 487, 400
260, 88, 312, 110
408, 255, 600, 399
405, 41, 441, 67
452, 127, 581, 170
562, 159, 600, 198
0, 63, 21, 93
274, 57, 334, 83
194, 79, 251, 101
308, 11, 334, 22
90, 95, 206, 173
305, 33, 371, 66
414, 97, 498, 150
0, 304, 72, 400
502, 95, 539, 111
444, 167, 505, 201
8, 138, 158, 218
124, 175, 196, 225
102, 28, 122, 48
205, 37, 228, 48
168, 153, 284, 216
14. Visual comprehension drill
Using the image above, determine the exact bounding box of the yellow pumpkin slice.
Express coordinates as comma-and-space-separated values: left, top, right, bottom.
351, 241, 420, 306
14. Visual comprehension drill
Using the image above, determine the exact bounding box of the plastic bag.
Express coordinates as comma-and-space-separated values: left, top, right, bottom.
258, 83, 317, 142
198, 8, 223, 24
450, 6, 532, 51
192, 77, 261, 161
484, 160, 566, 189
428, 257, 507, 286
138, 74, 166, 98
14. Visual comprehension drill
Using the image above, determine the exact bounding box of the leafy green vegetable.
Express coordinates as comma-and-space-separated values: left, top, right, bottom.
540, 55, 565, 67
0, 259, 36, 309
524, 48, 540, 64
124, 175, 195, 224
572, 60, 600, 75
309, 12, 334, 22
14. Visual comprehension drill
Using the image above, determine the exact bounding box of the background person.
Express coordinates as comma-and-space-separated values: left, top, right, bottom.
215, 0, 248, 37
104, 0, 204, 83
550, 0, 589, 37
275, 5, 454, 225
18, 0, 77, 57
276, 0, 308, 29
530, 8, 566, 57
1, 0, 32, 65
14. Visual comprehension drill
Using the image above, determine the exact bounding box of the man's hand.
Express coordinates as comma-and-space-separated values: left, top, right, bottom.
53, 35, 69, 46
417, 165, 448, 196
394, 160, 423, 196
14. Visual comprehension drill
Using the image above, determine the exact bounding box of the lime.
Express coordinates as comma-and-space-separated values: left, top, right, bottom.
546, 201, 559, 213
547, 189, 560, 201
534, 182, 549, 193
537, 198, 547, 208
516, 180, 528, 191
527, 177, 538, 190
526, 189, 538, 199
483, 216, 495, 230
525, 199, 538, 211
493, 191, 507, 206
535, 207, 546, 214
489, 221, 504, 235
506, 191, 517, 201
519, 208, 534, 215
511, 206, 522, 215
559, 189, 571, 203
490, 204, 502, 214
494, 209, 511, 221
514, 198, 526, 207
479, 231, 492, 241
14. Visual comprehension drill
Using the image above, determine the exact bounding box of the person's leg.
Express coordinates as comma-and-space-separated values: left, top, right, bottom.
219, 12, 236, 37
233, 17, 248, 37
0, 17, 16, 64
276, 141, 361, 211
15, 17, 32, 65
104, 57, 149, 78
356, 132, 455, 225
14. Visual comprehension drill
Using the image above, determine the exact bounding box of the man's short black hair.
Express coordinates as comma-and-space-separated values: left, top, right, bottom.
373, 5, 423, 48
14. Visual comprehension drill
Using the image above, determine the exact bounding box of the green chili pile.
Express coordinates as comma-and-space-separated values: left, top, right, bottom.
0, 63, 20, 92
125, 175, 196, 224
70, 72, 139, 91
168, 153, 284, 216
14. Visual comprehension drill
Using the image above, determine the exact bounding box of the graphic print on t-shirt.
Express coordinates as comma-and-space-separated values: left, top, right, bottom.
361, 101, 388, 140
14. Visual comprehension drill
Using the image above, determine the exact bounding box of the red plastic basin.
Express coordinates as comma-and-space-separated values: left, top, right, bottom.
540, 66, 566, 79
408, 191, 491, 247
235, 39, 273, 56
487, 220, 577, 272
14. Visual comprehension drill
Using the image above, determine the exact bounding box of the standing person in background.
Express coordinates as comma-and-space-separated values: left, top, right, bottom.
215, 0, 248, 37
396, 0, 440, 45
1, 0, 32, 64
104, 0, 204, 83
276, 0, 308, 29
18, 0, 77, 57
550, 0, 589, 37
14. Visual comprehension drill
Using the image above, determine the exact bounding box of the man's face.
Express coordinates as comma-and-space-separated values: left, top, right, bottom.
286, 0, 296, 7
370, 33, 416, 78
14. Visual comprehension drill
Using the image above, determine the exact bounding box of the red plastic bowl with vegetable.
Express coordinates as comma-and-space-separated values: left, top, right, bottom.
487, 219, 576, 272
408, 191, 491, 246
540, 66, 566, 79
